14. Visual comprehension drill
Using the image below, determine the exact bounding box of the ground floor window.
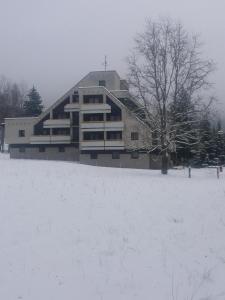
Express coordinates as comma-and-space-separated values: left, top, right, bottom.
39, 146, 45, 152
131, 152, 139, 159
90, 153, 98, 159
112, 152, 120, 159
59, 146, 65, 152
19, 147, 25, 153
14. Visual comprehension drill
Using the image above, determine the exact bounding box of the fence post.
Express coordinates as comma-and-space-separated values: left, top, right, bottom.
217, 167, 220, 179
188, 166, 191, 178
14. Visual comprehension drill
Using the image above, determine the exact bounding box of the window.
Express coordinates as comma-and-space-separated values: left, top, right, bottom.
83, 95, 103, 104
43, 129, 50, 135
39, 146, 45, 153
53, 98, 70, 119
18, 130, 25, 137
53, 128, 70, 135
118, 97, 139, 112
131, 132, 139, 140
112, 152, 120, 159
83, 132, 104, 140
106, 114, 121, 121
90, 152, 98, 159
59, 146, 65, 152
72, 112, 79, 126
72, 94, 79, 103
19, 147, 25, 153
152, 132, 158, 145
83, 113, 103, 122
131, 152, 139, 159
107, 131, 122, 140
99, 80, 106, 87
72, 127, 79, 142
106, 97, 122, 121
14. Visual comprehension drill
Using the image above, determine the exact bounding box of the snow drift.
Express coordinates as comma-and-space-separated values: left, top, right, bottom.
0, 154, 225, 300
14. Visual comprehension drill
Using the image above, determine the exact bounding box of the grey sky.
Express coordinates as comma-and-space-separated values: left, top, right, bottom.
0, 0, 224, 108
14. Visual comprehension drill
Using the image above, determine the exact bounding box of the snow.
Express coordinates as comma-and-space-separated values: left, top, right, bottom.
1, 153, 225, 300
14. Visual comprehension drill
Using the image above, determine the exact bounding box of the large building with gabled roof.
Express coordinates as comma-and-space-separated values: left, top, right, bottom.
4, 70, 161, 169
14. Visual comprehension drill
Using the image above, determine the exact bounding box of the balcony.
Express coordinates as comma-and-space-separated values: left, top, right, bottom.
81, 121, 124, 132
51, 135, 71, 144
64, 103, 111, 114
105, 121, 124, 131
43, 119, 71, 128
64, 103, 80, 112
81, 104, 111, 114
105, 140, 125, 150
81, 122, 104, 132
30, 135, 51, 144
80, 140, 125, 150
30, 135, 71, 144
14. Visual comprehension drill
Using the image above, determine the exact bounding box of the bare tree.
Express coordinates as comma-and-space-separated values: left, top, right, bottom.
127, 18, 215, 174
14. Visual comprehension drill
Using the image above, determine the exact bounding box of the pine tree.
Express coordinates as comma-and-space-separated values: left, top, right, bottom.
214, 121, 225, 164
168, 88, 200, 165
192, 115, 212, 166
23, 87, 43, 116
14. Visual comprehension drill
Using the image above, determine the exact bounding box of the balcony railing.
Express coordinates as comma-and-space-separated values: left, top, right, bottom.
43, 119, 71, 128
81, 122, 105, 131
64, 103, 80, 112
30, 135, 71, 144
105, 121, 124, 131
64, 103, 111, 114
80, 139, 125, 150
81, 140, 105, 150
81, 104, 111, 114
105, 140, 125, 149
81, 121, 124, 131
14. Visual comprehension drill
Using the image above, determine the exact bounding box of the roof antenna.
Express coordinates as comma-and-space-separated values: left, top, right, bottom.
102, 55, 108, 71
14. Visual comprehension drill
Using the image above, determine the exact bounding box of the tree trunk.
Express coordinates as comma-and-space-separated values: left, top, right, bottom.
161, 150, 169, 174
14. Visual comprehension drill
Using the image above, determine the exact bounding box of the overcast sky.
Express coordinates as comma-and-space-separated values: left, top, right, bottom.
0, 0, 224, 109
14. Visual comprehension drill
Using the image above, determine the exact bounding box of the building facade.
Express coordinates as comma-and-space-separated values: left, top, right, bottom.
0, 123, 5, 152
4, 71, 161, 169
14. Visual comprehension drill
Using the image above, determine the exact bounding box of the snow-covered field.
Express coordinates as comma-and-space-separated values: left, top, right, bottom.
1, 153, 225, 300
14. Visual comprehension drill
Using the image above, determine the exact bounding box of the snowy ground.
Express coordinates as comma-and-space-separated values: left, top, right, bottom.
1, 153, 225, 300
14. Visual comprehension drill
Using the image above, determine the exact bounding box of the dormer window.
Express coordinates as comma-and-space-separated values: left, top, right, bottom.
99, 80, 106, 87
18, 130, 25, 137
72, 94, 79, 103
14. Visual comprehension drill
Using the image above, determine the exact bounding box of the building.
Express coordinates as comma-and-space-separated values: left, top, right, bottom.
0, 123, 5, 152
4, 71, 161, 169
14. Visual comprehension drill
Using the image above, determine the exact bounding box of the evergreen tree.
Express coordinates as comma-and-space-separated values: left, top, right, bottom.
214, 121, 225, 164
191, 118, 225, 166
169, 88, 198, 165
23, 87, 43, 116
192, 114, 212, 166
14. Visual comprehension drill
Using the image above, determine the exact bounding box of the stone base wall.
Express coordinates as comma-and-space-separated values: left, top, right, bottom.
9, 146, 162, 169
10, 146, 79, 162
80, 153, 162, 169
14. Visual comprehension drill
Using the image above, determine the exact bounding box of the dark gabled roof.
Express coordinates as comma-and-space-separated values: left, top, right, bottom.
118, 97, 140, 112
33, 71, 122, 125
